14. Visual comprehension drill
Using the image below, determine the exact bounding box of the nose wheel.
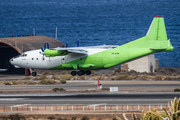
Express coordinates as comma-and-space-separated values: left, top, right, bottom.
71, 70, 91, 76
32, 71, 37, 76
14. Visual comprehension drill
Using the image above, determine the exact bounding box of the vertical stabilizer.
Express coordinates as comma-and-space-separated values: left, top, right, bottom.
146, 16, 167, 40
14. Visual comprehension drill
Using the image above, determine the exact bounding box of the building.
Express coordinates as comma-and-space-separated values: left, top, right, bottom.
121, 54, 158, 73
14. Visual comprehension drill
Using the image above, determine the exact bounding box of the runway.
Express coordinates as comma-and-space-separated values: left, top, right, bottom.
0, 92, 180, 106
0, 81, 180, 91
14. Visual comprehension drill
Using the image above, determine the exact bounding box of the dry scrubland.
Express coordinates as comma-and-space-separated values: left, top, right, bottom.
0, 67, 180, 86
0, 97, 180, 120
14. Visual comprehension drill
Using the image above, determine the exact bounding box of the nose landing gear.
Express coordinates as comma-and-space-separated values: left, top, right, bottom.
32, 71, 37, 76
71, 70, 91, 76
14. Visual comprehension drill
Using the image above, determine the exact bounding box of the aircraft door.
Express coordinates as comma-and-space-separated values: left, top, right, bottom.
61, 56, 66, 64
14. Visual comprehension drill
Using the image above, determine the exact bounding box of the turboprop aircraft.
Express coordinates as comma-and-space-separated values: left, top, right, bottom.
10, 16, 173, 76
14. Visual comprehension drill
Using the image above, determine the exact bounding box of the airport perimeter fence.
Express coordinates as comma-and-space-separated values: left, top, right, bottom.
0, 104, 168, 112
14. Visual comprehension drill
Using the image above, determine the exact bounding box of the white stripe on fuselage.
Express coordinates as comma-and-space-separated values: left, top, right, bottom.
11, 47, 111, 69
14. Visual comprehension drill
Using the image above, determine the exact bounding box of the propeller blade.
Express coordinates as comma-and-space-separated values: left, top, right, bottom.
66, 42, 68, 48
77, 40, 79, 47
44, 43, 46, 50
41, 47, 44, 52
47, 42, 49, 49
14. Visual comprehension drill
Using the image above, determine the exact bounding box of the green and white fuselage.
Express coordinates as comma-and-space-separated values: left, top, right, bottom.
10, 16, 174, 75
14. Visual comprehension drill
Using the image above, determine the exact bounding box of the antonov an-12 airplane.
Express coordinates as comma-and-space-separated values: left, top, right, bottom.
10, 16, 173, 76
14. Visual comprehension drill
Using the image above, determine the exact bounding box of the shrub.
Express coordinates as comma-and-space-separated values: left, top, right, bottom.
8, 114, 26, 120
60, 80, 66, 84
5, 81, 13, 85
51, 75, 59, 80
52, 88, 60, 92
35, 75, 47, 80
48, 116, 56, 120
80, 75, 85, 80
174, 88, 180, 92
116, 74, 132, 80
57, 118, 63, 120
164, 76, 177, 80
140, 75, 153, 80
39, 79, 55, 84
12, 81, 17, 85
102, 87, 110, 90
81, 116, 89, 120
153, 75, 164, 80
129, 70, 137, 74
60, 75, 72, 80
112, 118, 117, 120
42, 71, 49, 75
72, 116, 77, 120
1, 116, 8, 120
59, 88, 66, 92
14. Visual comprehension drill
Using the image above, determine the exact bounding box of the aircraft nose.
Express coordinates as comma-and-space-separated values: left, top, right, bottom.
9, 58, 13, 64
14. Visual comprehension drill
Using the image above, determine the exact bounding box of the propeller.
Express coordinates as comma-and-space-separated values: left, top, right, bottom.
39, 42, 50, 57
47, 42, 49, 49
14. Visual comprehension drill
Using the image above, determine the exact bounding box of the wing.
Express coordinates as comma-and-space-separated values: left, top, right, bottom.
44, 48, 88, 57
44, 45, 118, 57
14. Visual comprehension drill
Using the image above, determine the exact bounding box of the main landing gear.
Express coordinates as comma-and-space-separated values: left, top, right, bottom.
71, 70, 91, 76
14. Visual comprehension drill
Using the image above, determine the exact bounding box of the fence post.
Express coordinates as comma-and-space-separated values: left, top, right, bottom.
3, 106, 5, 112
27, 106, 28, 111
161, 105, 162, 110
88, 106, 89, 110
22, 106, 23, 111
45, 106, 46, 111
105, 105, 106, 110
67, 106, 68, 111
126, 105, 128, 111
11, 106, 12, 111
116, 105, 118, 110
110, 105, 112, 110
72, 106, 73, 111
83, 106, 84, 111
138, 105, 139, 110
62, 106, 63, 111
149, 105, 150, 110
31, 106, 32, 111
17, 107, 18, 111
94, 106, 95, 111
132, 105, 134, 110
51, 106, 53, 111
56, 106, 57, 111
155, 105, 156, 108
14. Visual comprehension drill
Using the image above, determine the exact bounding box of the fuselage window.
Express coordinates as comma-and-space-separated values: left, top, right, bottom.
32, 58, 34, 60
37, 58, 38, 60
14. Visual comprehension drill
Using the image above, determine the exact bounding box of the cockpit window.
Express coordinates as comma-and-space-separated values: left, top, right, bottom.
14, 55, 20, 58
20, 53, 27, 57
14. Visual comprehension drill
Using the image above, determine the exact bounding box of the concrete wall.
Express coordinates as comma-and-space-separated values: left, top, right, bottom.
123, 54, 155, 73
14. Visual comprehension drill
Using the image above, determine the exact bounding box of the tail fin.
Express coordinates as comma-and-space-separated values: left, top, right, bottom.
146, 16, 167, 40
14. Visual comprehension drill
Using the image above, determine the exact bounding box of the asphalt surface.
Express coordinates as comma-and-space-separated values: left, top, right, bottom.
0, 92, 179, 106
0, 81, 180, 91
0, 80, 180, 106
